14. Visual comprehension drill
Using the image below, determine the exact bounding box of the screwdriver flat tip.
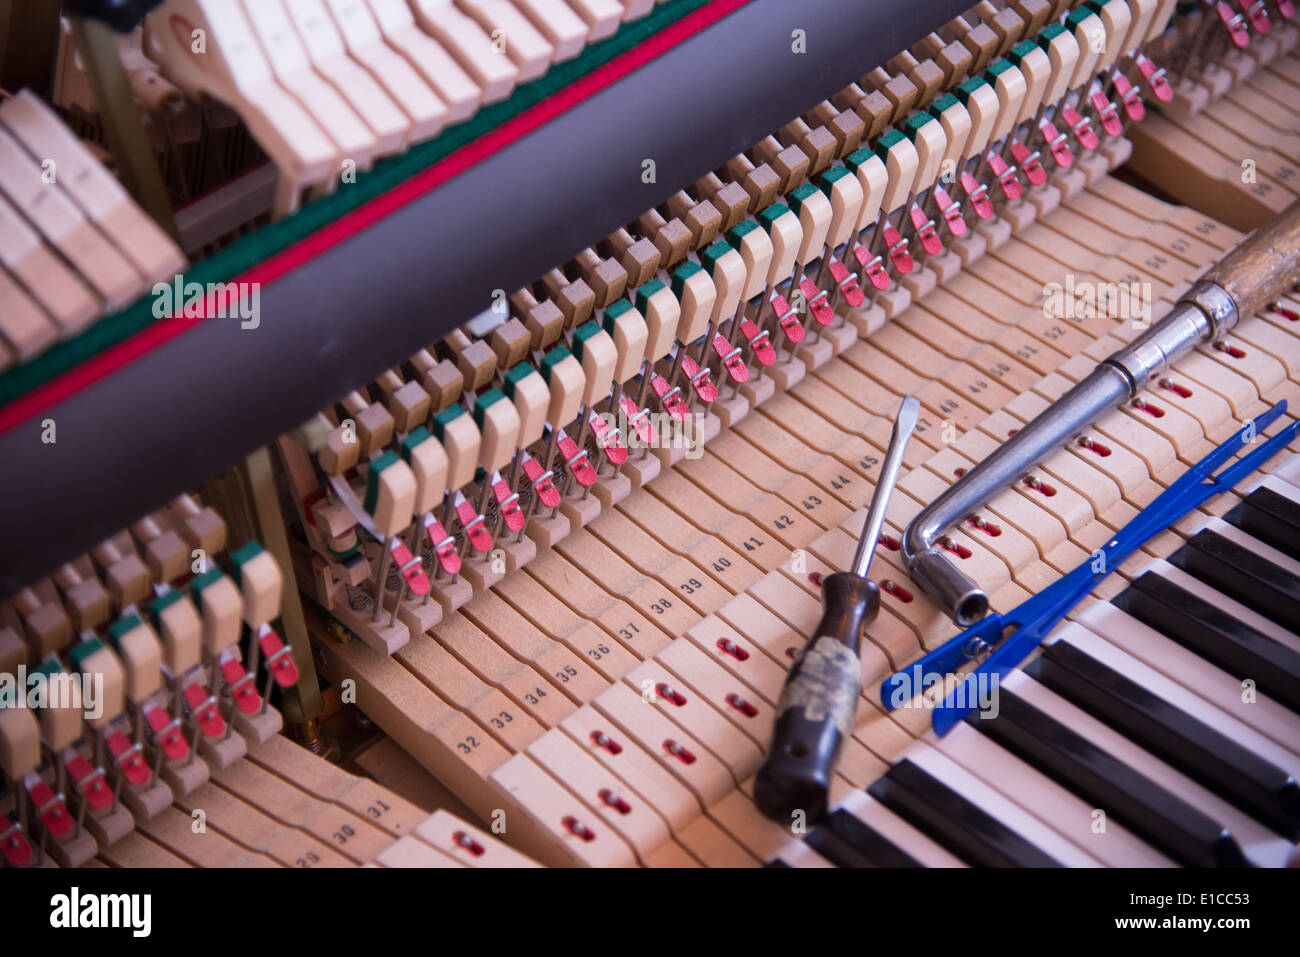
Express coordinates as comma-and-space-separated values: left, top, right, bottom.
852, 395, 920, 579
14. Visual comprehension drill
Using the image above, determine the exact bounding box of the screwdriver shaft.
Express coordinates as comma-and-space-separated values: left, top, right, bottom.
852, 396, 920, 579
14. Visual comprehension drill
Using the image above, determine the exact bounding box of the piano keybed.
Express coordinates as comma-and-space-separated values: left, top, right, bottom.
307, 172, 1300, 867
2, 0, 1299, 869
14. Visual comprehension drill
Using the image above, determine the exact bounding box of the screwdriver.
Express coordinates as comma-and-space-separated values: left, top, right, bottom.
755, 395, 920, 824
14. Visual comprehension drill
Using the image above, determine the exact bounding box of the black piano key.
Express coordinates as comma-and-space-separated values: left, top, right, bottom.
1226, 487, 1300, 561
1114, 571, 1300, 714
803, 826, 874, 868
867, 760, 1063, 867
823, 808, 923, 867
1029, 643, 1300, 840
973, 688, 1251, 868
1170, 529, 1300, 633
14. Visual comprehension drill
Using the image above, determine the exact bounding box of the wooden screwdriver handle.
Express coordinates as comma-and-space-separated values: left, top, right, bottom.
755, 573, 879, 824
1202, 198, 1300, 324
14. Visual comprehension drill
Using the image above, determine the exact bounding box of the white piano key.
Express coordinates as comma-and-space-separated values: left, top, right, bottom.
241, 0, 383, 166
619, 0, 656, 21
409, 0, 519, 104
1244, 472, 1300, 504
1064, 614, 1300, 769
1153, 558, 1300, 657
768, 838, 835, 868
457, 0, 556, 81
1272, 453, 1300, 490
322, 0, 449, 142
835, 789, 967, 868
927, 721, 1176, 866
514, 0, 591, 61
1007, 670, 1295, 868
566, 0, 623, 40
281, 0, 413, 154
900, 742, 1105, 867
1077, 595, 1300, 750
1207, 516, 1300, 585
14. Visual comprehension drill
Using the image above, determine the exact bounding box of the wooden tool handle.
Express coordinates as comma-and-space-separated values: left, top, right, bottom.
755, 573, 878, 824
1203, 198, 1300, 323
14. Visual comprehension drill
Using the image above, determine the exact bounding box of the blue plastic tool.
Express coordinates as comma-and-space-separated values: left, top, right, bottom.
880, 399, 1300, 736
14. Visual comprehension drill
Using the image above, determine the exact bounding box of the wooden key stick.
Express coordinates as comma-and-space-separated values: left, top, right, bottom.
0, 265, 58, 359
0, 128, 143, 312
0, 90, 185, 284
146, 0, 339, 216
318, 0, 448, 142
279, 0, 413, 154
240, 0, 384, 171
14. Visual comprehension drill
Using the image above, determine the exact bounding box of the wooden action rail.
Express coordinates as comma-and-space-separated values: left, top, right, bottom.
0, 495, 316, 867
5, 0, 1149, 595
277, 0, 1203, 669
